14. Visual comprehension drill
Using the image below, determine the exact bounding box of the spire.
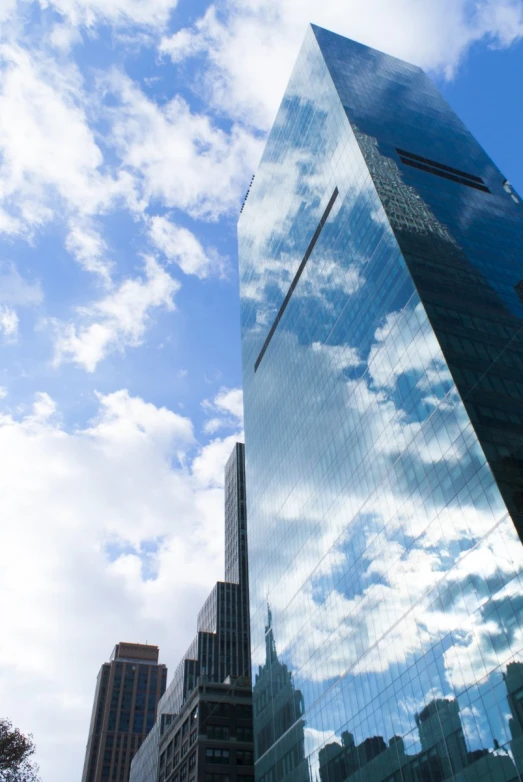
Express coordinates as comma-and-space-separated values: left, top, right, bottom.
265, 602, 278, 665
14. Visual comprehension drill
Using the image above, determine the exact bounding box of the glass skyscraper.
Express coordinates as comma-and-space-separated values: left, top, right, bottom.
238, 24, 523, 782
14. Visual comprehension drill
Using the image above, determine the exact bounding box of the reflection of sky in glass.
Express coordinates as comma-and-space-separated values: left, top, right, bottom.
239, 23, 523, 782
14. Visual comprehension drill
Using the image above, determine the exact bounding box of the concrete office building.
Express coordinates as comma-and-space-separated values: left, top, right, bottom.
82, 642, 167, 782
157, 677, 253, 782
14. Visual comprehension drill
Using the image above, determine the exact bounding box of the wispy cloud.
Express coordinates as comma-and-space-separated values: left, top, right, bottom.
0, 43, 132, 233
103, 69, 262, 220
202, 386, 243, 434
149, 215, 224, 278
160, 0, 523, 127
34, 0, 180, 30
53, 256, 179, 371
65, 220, 113, 286
0, 305, 18, 340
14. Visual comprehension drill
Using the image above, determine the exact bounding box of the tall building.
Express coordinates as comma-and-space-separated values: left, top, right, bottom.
82, 642, 167, 782
130, 443, 252, 782
238, 24, 523, 782
253, 606, 308, 782
156, 677, 253, 782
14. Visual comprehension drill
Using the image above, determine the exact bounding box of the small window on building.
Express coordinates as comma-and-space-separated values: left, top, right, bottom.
205, 748, 230, 765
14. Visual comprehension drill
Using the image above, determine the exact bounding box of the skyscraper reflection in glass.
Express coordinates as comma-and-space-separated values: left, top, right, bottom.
238, 24, 523, 782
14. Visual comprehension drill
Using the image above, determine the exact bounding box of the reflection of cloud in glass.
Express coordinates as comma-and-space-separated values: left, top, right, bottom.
239, 23, 523, 782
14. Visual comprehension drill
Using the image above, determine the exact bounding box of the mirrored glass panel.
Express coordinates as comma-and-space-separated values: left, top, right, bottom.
239, 25, 523, 782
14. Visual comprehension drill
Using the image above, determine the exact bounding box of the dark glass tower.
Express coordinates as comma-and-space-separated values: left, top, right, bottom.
238, 24, 523, 782
159, 443, 250, 714
81, 643, 167, 782
130, 443, 251, 782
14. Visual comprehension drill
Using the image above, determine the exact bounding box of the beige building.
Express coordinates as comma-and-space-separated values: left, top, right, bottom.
82, 642, 167, 782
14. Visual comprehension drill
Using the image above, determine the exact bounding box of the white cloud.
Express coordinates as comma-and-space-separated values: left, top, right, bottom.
214, 386, 243, 419
104, 70, 262, 220
48, 21, 82, 52
0, 262, 42, 306
0, 389, 238, 782
149, 215, 223, 278
36, 0, 179, 29
0, 262, 42, 341
0, 43, 132, 234
53, 255, 179, 371
65, 220, 113, 285
160, 0, 523, 128
0, 386, 7, 399
192, 430, 243, 487
0, 0, 15, 23
30, 391, 58, 421
202, 386, 244, 434
0, 305, 19, 339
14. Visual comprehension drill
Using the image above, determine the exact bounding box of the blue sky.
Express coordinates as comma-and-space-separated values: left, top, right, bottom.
0, 0, 522, 780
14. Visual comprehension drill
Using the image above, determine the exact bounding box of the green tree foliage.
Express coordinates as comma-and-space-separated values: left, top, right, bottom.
0, 720, 40, 782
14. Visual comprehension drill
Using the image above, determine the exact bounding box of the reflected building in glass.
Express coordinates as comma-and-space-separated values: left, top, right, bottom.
238, 24, 523, 782
253, 606, 309, 782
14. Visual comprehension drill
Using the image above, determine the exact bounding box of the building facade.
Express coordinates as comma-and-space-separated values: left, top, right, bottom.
238, 24, 523, 782
130, 443, 252, 782
82, 642, 167, 782
158, 677, 253, 782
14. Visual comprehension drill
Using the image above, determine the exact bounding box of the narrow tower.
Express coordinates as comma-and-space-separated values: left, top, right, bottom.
130, 443, 252, 782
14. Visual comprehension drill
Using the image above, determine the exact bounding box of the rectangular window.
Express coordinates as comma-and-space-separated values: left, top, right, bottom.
236, 727, 253, 742
396, 148, 484, 182
396, 148, 490, 192
207, 725, 230, 740
205, 749, 230, 765
236, 751, 253, 766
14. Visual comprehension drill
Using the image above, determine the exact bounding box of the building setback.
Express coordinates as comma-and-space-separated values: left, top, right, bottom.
238, 24, 523, 782
130, 443, 252, 782
82, 642, 167, 782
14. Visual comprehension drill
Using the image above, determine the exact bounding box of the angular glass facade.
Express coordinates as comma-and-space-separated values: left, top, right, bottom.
238, 25, 523, 782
